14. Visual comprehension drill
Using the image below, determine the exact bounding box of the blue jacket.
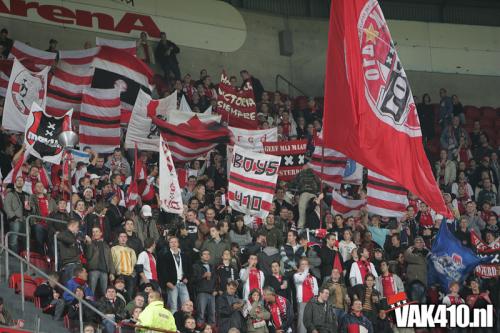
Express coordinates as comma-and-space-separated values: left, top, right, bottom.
340, 312, 373, 333
63, 278, 94, 302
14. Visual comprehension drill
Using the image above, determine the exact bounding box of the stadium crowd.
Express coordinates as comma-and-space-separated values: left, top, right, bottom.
0, 29, 499, 333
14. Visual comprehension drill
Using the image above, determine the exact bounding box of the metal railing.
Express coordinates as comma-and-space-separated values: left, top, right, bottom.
4, 231, 27, 280
275, 74, 308, 97
25, 215, 68, 274
0, 243, 118, 333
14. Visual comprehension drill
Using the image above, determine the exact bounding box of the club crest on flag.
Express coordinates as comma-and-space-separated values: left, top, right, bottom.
358, 0, 420, 137
384, 292, 415, 313
11, 67, 46, 116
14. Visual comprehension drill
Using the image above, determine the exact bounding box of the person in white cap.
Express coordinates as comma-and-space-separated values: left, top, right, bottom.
136, 205, 159, 245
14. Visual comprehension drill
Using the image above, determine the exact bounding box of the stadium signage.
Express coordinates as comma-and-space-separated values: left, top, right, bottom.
0, 0, 162, 37
0, 0, 246, 52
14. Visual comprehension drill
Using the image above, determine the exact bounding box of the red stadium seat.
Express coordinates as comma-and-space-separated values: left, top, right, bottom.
495, 118, 500, 130
23, 280, 38, 301
20, 251, 51, 272
480, 106, 497, 120
9, 273, 35, 291
479, 118, 494, 129
464, 105, 481, 121
34, 277, 45, 286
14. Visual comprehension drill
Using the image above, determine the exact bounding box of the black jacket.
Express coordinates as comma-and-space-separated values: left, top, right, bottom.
319, 246, 344, 278
125, 232, 143, 255
86, 213, 112, 244
155, 40, 180, 65
216, 292, 244, 333
105, 204, 123, 234
97, 297, 126, 322
157, 248, 191, 288
264, 274, 290, 300
192, 260, 216, 294
57, 229, 81, 266
303, 296, 338, 333
48, 210, 70, 238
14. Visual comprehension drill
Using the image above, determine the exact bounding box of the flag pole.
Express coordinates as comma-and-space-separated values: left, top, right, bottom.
319, 137, 325, 229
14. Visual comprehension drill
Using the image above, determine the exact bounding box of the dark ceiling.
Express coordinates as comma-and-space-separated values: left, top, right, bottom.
223, 0, 500, 26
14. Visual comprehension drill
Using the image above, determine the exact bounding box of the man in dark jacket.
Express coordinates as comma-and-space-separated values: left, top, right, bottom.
3, 177, 30, 253
303, 287, 338, 333
85, 227, 115, 296
157, 236, 191, 313
216, 281, 244, 333
34, 272, 65, 320
263, 286, 294, 333
192, 250, 216, 326
97, 286, 126, 333
340, 300, 373, 333
48, 199, 70, 255
155, 32, 180, 79
123, 219, 143, 255
240, 70, 264, 102
57, 220, 83, 284
320, 233, 344, 281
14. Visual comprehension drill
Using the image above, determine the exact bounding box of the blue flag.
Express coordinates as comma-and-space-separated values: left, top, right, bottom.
427, 221, 487, 291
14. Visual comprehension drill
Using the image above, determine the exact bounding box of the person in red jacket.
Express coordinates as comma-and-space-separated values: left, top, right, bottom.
340, 299, 373, 333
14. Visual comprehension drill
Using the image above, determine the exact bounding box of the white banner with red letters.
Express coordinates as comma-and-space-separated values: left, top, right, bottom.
228, 145, 280, 218
229, 126, 277, 153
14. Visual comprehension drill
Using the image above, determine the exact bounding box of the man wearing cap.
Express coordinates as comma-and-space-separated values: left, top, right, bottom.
136, 205, 159, 245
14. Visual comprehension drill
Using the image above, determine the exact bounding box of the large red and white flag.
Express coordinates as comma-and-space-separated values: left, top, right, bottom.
159, 136, 184, 215
125, 143, 145, 211
79, 88, 121, 153
367, 170, 409, 217
46, 48, 99, 117
2, 58, 50, 132
323, 0, 448, 216
96, 37, 136, 55
308, 134, 347, 189
228, 145, 281, 218
331, 190, 365, 218
155, 115, 229, 163
0, 59, 12, 97
91, 46, 153, 124
229, 126, 277, 152
216, 71, 257, 129
8, 41, 56, 70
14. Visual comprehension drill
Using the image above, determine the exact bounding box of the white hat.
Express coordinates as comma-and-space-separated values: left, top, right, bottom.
89, 174, 99, 180
141, 205, 152, 217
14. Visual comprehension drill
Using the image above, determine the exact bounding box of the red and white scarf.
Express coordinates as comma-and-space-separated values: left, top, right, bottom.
269, 295, 287, 330
357, 260, 371, 282
302, 274, 315, 303
249, 268, 262, 293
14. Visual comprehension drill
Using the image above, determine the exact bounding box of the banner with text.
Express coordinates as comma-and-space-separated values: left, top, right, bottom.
216, 72, 257, 129
228, 145, 280, 218
263, 139, 307, 182
229, 126, 277, 152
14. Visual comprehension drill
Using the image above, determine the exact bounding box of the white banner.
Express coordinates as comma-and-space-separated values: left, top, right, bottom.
159, 136, 184, 215
24, 103, 73, 164
125, 89, 177, 151
228, 126, 277, 152
2, 58, 49, 132
228, 145, 281, 218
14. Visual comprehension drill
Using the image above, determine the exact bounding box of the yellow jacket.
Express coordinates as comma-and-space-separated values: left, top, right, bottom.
137, 301, 176, 332
111, 245, 137, 276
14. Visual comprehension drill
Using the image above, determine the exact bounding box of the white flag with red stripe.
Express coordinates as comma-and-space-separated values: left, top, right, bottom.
228, 145, 281, 218
367, 170, 409, 217
125, 89, 177, 151
46, 48, 99, 117
79, 87, 121, 153
125, 143, 143, 211
8, 41, 56, 71
309, 134, 347, 189
331, 190, 365, 218
0, 59, 12, 97
96, 37, 136, 55
2, 58, 50, 132
159, 136, 184, 215
3, 150, 30, 184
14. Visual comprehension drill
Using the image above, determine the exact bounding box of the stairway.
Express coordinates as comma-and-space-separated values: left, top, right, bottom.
0, 255, 69, 333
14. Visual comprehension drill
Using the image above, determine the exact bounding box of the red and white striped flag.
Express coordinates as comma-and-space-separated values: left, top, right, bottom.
331, 190, 365, 218
96, 37, 136, 55
367, 170, 409, 217
79, 87, 121, 153
8, 41, 56, 70
154, 115, 229, 163
0, 59, 12, 97
91, 46, 153, 124
46, 48, 99, 117
309, 134, 347, 189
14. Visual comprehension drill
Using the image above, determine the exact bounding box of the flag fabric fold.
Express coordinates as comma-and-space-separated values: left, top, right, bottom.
8, 41, 56, 70
159, 136, 184, 215
308, 134, 347, 189
366, 170, 408, 217
96, 37, 136, 55
323, 0, 448, 216
331, 190, 366, 217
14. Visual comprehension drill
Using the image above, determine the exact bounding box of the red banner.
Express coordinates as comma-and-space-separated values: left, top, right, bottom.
216, 72, 257, 129
263, 139, 307, 181
470, 231, 499, 278
323, 0, 449, 216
